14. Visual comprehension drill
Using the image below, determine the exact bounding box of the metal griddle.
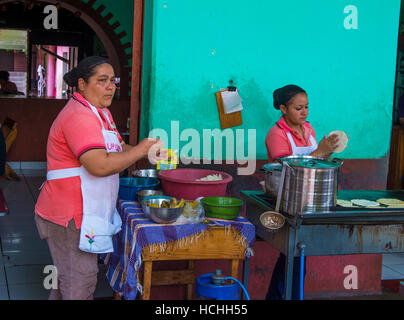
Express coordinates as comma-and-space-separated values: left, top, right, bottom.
241, 189, 404, 300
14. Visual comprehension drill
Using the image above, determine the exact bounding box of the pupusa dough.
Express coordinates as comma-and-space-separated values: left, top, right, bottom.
328, 130, 348, 153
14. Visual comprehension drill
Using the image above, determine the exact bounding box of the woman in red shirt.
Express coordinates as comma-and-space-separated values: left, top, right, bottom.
35, 56, 165, 300
265, 85, 339, 300
265, 84, 339, 162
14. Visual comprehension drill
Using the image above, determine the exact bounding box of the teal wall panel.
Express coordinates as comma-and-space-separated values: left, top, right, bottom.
143, 0, 400, 160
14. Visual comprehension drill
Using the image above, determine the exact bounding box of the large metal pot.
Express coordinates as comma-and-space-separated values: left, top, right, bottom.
278, 155, 343, 215
261, 163, 282, 198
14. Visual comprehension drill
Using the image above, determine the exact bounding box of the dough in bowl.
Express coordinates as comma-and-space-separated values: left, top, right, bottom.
328, 130, 348, 153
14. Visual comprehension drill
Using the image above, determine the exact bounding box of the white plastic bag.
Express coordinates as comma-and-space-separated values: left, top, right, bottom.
175, 199, 205, 224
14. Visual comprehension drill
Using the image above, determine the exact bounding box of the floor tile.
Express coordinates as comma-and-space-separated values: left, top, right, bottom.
385, 264, 404, 275
383, 253, 404, 265
0, 267, 6, 285
8, 283, 49, 300
382, 265, 404, 280
2, 252, 53, 267
95, 265, 114, 298
0, 225, 40, 239
0, 285, 9, 300
3, 203, 35, 216
2, 234, 46, 249
5, 265, 49, 285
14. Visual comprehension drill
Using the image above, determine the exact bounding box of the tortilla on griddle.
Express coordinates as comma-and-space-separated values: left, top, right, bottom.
329, 130, 348, 153
387, 204, 404, 209
376, 198, 404, 206
337, 199, 355, 207
351, 199, 380, 207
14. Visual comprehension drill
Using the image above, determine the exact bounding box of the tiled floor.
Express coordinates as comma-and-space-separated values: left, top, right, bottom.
382, 253, 404, 280
0, 169, 113, 300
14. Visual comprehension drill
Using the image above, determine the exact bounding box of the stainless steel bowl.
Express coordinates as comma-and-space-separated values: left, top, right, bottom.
132, 169, 158, 178
137, 189, 164, 202
259, 211, 285, 230
141, 198, 184, 224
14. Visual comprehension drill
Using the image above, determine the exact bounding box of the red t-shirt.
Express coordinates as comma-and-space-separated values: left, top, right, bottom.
35, 93, 122, 229
265, 116, 317, 162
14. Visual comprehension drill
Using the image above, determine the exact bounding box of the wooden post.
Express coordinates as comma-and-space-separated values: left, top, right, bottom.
129, 0, 145, 171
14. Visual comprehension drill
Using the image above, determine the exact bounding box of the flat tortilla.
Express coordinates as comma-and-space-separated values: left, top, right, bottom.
387, 204, 404, 209
351, 199, 380, 207
337, 199, 355, 207
329, 130, 348, 153
376, 198, 404, 206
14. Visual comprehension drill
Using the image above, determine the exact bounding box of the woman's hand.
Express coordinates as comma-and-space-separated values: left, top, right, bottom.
311, 134, 340, 158
138, 138, 168, 164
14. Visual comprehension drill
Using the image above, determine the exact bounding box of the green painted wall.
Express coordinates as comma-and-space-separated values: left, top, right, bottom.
142, 0, 401, 160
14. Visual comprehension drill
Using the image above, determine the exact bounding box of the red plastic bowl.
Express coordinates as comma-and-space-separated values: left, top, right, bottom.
158, 169, 233, 200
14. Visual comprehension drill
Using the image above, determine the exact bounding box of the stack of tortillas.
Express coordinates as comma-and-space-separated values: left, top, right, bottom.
350, 199, 380, 208
328, 130, 348, 153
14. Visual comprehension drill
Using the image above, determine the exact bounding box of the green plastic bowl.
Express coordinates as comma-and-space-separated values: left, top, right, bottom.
201, 197, 244, 220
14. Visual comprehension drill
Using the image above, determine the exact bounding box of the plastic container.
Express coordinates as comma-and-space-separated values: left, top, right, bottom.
196, 273, 241, 300
118, 177, 160, 201
157, 169, 233, 200
201, 197, 243, 220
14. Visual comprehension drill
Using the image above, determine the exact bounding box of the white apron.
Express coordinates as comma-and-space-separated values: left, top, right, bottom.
286, 131, 318, 155
46, 103, 122, 254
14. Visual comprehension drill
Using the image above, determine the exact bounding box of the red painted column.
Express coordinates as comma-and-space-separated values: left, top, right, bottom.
46, 46, 56, 98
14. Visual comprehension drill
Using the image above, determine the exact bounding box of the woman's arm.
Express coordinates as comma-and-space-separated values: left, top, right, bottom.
79, 138, 164, 177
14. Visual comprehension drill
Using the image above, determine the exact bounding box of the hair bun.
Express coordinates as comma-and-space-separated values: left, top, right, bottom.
63, 68, 81, 87
272, 85, 306, 110
273, 89, 281, 110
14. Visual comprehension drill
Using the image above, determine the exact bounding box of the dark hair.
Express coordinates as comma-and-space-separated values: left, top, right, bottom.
63, 56, 112, 87
273, 85, 306, 110
0, 71, 10, 81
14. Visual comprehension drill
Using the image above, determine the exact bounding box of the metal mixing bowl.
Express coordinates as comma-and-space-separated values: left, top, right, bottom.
137, 189, 164, 202
132, 169, 158, 178
141, 197, 184, 224
259, 211, 285, 230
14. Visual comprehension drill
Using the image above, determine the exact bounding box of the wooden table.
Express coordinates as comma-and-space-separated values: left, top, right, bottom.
109, 200, 254, 300
140, 226, 246, 300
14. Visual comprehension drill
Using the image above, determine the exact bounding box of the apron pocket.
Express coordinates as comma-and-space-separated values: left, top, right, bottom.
79, 213, 122, 254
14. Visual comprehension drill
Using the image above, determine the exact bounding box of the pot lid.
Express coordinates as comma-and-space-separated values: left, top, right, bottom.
278, 156, 343, 168
262, 163, 282, 172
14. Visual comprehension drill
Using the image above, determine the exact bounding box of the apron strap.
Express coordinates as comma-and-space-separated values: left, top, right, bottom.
47, 167, 82, 181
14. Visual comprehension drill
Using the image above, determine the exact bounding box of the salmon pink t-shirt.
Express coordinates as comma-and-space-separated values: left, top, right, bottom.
35, 93, 122, 229
265, 116, 317, 162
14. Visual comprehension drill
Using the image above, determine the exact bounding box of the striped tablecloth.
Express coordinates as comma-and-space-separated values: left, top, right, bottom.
104, 199, 255, 300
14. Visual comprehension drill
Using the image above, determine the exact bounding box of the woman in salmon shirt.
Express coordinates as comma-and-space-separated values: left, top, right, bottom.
265, 85, 339, 300
34, 56, 165, 300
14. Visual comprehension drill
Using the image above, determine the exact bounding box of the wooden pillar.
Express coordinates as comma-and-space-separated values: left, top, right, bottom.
387, 125, 404, 190
129, 0, 145, 170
